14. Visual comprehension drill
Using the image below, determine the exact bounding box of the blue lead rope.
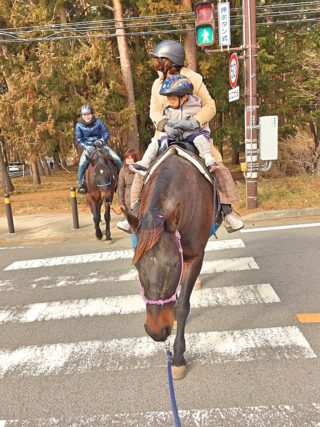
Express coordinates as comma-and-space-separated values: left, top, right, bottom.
166, 349, 182, 427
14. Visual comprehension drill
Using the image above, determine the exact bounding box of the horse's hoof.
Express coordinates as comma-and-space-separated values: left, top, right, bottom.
172, 364, 187, 380
172, 320, 177, 330
194, 278, 202, 290
96, 234, 103, 240
105, 238, 112, 244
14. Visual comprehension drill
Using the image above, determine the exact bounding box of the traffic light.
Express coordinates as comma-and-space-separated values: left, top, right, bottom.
194, 1, 215, 47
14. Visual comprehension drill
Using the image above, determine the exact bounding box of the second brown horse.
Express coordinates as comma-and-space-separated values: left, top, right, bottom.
86, 148, 118, 240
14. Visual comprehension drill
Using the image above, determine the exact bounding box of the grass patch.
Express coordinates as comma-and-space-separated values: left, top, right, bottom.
235, 174, 320, 214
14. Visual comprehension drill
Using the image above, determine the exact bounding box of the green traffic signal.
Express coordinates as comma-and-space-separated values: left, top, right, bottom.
195, 25, 214, 46
194, 2, 215, 47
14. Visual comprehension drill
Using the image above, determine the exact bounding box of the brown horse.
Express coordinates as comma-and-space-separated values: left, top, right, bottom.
86, 148, 118, 240
124, 153, 220, 379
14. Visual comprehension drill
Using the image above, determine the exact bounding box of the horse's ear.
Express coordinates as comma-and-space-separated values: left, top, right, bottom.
122, 207, 139, 233
86, 154, 95, 164
165, 203, 181, 233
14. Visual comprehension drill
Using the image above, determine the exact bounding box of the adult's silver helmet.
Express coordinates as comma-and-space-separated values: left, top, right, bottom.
150, 40, 185, 66
80, 104, 94, 115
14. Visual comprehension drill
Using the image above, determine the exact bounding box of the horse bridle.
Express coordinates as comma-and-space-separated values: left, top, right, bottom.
96, 158, 116, 189
140, 230, 184, 305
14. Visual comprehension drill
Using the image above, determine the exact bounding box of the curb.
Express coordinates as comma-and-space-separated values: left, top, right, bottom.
243, 207, 320, 222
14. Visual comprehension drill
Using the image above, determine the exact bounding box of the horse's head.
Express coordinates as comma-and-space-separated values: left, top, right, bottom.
125, 205, 182, 342
87, 148, 117, 201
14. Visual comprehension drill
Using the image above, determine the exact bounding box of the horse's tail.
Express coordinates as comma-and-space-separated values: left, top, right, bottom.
132, 217, 165, 265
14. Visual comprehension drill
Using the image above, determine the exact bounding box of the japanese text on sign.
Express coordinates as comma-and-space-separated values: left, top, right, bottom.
218, 2, 231, 47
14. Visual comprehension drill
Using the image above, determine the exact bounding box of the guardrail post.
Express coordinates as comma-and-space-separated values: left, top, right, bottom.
4, 193, 15, 234
70, 187, 80, 229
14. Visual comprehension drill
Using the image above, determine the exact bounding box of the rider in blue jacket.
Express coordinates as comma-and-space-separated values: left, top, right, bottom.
75, 105, 122, 194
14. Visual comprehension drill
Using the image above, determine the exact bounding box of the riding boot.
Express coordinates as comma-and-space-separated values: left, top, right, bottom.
207, 166, 244, 233
78, 180, 87, 194
221, 203, 244, 233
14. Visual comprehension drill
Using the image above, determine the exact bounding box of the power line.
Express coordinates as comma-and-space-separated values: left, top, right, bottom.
1, 1, 319, 32
0, 2, 319, 44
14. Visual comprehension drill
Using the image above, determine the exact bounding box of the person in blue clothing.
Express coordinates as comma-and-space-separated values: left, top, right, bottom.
75, 104, 122, 194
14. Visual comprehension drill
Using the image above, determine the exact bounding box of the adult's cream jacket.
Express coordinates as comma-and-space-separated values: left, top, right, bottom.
150, 67, 216, 135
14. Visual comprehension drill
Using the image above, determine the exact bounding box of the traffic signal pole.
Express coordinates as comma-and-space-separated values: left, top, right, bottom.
243, 0, 258, 209
196, 0, 259, 209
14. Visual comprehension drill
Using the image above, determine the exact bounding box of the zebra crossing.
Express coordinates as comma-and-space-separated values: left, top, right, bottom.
0, 236, 319, 426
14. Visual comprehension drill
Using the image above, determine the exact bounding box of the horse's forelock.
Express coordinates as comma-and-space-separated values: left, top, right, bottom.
133, 214, 165, 265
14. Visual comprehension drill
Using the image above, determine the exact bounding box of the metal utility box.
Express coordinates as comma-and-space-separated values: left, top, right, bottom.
259, 116, 278, 161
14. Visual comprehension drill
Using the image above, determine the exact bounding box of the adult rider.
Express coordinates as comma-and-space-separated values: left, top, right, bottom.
129, 40, 243, 232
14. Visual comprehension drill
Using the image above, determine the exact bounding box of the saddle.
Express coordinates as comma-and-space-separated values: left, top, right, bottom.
169, 140, 199, 156
144, 144, 212, 185
143, 145, 221, 234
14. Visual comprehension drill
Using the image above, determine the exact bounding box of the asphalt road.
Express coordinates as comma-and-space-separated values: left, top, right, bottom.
0, 221, 319, 426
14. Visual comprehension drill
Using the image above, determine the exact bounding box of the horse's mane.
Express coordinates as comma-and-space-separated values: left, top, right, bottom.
91, 148, 110, 164
132, 166, 170, 265
132, 214, 165, 265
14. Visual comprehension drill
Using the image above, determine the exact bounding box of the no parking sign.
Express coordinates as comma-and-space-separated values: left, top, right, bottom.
228, 53, 239, 102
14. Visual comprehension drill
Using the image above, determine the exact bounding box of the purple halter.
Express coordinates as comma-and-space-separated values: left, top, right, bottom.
140, 230, 184, 305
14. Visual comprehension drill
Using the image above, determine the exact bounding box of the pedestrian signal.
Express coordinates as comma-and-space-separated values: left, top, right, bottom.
194, 1, 215, 47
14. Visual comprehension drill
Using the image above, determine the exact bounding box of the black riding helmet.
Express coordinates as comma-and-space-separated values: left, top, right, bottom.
150, 40, 185, 67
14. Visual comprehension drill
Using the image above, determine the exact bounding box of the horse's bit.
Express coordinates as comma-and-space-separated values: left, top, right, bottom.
140, 230, 184, 305
96, 159, 116, 189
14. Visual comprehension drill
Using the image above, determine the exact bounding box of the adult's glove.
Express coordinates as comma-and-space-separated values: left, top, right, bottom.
167, 117, 200, 132
95, 139, 104, 148
85, 146, 96, 157
164, 124, 183, 141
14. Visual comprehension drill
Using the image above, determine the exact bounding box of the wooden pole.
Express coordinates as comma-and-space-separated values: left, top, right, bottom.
243, 0, 258, 209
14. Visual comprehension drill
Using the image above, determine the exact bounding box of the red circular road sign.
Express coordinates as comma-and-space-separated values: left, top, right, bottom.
229, 53, 239, 89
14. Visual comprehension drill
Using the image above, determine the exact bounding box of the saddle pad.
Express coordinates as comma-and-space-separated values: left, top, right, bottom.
144, 145, 213, 185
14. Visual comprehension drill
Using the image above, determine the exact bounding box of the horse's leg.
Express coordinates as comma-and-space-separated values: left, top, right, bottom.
90, 199, 103, 240
104, 202, 112, 241
172, 254, 204, 380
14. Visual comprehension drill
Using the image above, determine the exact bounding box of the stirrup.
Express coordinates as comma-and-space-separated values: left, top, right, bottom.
78, 184, 87, 194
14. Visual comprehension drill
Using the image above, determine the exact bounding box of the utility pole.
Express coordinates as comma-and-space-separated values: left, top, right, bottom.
243, 0, 258, 209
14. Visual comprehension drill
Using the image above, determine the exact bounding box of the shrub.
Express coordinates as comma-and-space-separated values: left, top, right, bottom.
278, 131, 320, 176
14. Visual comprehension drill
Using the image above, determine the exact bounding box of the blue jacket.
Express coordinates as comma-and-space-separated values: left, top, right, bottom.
75, 117, 110, 149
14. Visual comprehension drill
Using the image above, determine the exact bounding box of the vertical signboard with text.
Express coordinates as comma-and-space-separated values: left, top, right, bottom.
218, 2, 231, 47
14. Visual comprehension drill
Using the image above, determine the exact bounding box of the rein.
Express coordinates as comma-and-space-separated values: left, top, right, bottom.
166, 341, 182, 427
140, 230, 184, 305
95, 158, 116, 189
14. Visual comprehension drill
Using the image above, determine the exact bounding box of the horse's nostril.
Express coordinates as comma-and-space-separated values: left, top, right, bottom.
144, 324, 171, 342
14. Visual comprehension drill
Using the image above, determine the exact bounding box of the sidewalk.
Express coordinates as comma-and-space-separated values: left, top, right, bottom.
0, 211, 126, 245
1, 207, 320, 245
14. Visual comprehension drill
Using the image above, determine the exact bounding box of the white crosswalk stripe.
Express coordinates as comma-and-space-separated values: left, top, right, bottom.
3, 239, 245, 270
0, 327, 315, 378
0, 284, 279, 324
2, 403, 320, 426
0, 257, 259, 292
